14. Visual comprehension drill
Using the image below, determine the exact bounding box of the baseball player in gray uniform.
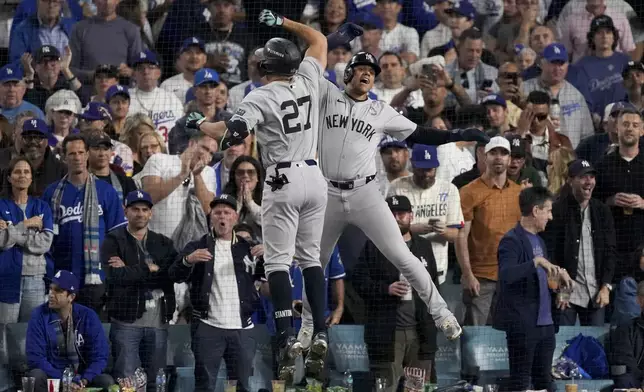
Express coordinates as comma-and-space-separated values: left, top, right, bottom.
185, 10, 362, 382
297, 50, 491, 346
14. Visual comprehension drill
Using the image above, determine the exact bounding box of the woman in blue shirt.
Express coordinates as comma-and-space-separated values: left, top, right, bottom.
0, 157, 54, 323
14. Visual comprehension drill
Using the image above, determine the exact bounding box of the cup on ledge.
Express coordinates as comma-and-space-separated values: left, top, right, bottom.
564, 384, 578, 392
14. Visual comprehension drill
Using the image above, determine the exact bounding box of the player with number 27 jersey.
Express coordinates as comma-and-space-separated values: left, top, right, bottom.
229, 57, 323, 166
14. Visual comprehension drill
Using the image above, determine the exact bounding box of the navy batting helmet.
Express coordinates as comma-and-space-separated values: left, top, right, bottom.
343, 51, 381, 84
256, 38, 301, 77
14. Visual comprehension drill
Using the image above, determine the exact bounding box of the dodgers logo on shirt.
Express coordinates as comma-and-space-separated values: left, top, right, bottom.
60, 203, 104, 224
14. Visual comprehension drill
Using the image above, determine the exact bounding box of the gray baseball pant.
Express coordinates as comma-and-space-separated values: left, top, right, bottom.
300, 180, 453, 326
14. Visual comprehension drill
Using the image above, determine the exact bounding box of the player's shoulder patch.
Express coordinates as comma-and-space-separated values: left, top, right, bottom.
368, 99, 388, 116
235, 108, 246, 116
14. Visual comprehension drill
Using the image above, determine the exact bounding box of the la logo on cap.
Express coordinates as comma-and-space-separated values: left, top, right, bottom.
117, 86, 123, 91
140, 52, 146, 58
192, 37, 199, 43
204, 71, 212, 79
424, 150, 431, 160
392, 197, 399, 205
553, 46, 561, 54
6, 68, 12, 75
581, 160, 590, 167
137, 191, 143, 198
63, 100, 68, 105
55, 271, 61, 278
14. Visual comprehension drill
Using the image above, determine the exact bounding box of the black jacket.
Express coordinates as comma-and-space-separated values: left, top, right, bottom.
351, 234, 439, 362
0, 147, 67, 197
609, 314, 644, 388
168, 233, 259, 328
541, 191, 617, 285
101, 226, 177, 323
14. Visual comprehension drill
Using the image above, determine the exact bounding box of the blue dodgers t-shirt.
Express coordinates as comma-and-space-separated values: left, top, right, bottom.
262, 247, 346, 336
42, 178, 127, 283
572, 52, 630, 115
525, 231, 553, 326
0, 101, 45, 123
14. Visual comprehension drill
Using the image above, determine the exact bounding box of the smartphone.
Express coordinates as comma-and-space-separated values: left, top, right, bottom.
428, 218, 440, 225
509, 73, 519, 85
480, 79, 493, 90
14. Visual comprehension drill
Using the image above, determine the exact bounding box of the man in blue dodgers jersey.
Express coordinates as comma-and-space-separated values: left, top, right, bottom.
298, 50, 490, 346
42, 134, 127, 315
184, 11, 362, 381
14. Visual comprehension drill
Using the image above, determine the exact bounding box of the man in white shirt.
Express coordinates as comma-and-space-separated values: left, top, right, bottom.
373, 0, 420, 64
372, 52, 424, 107
138, 133, 217, 239
421, 0, 454, 58
388, 144, 464, 284
161, 37, 208, 104
128, 50, 185, 148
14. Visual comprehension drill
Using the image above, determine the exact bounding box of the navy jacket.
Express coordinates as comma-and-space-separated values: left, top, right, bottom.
168, 233, 259, 328
493, 223, 556, 332
26, 303, 108, 382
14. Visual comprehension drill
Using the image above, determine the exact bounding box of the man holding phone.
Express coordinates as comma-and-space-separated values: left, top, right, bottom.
388, 144, 464, 285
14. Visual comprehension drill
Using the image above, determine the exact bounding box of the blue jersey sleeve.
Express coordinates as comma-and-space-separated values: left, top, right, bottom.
39, 201, 54, 234
327, 247, 346, 280
99, 182, 127, 231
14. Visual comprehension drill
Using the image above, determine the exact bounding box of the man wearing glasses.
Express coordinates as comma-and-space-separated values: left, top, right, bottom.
521, 43, 594, 148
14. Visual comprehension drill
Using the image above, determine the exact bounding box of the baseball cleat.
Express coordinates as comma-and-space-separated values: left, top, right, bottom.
278, 336, 303, 382
304, 332, 328, 379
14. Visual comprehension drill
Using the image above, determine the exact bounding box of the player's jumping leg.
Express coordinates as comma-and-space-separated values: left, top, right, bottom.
350, 182, 462, 339
262, 188, 304, 382
293, 170, 331, 379
299, 189, 348, 349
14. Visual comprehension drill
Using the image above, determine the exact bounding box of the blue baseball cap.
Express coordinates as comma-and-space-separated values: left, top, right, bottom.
449, 0, 476, 20
81, 102, 113, 122
542, 43, 568, 63
22, 118, 59, 146
125, 190, 154, 208
379, 135, 407, 151
132, 50, 160, 67
52, 270, 79, 294
0, 64, 23, 83
105, 85, 130, 102
180, 37, 206, 54
411, 144, 440, 169
194, 68, 220, 87
481, 93, 507, 108
210, 194, 238, 210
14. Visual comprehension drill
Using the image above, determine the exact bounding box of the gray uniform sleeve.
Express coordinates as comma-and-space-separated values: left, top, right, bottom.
297, 57, 324, 82
230, 92, 266, 131
382, 105, 419, 141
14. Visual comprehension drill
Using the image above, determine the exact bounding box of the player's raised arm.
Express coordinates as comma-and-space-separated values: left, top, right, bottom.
258, 9, 328, 69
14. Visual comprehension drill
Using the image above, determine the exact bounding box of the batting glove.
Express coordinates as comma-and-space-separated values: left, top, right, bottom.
220, 128, 250, 150
259, 9, 284, 27
453, 128, 491, 144
185, 112, 207, 130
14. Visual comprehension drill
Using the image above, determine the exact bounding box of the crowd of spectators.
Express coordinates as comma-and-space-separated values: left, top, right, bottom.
1, 0, 644, 390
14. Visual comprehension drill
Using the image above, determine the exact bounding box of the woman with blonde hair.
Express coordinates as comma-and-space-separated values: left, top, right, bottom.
120, 113, 156, 173
547, 147, 576, 196
132, 131, 166, 181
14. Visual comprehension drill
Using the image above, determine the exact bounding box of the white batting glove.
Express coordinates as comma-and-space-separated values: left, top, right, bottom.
259, 9, 284, 27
